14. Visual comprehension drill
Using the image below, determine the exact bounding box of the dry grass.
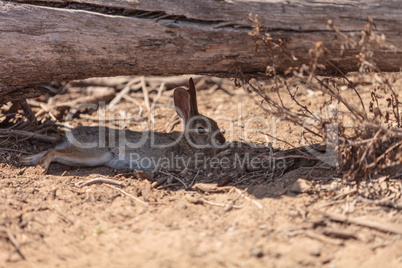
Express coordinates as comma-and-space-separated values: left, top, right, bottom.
242, 16, 401, 182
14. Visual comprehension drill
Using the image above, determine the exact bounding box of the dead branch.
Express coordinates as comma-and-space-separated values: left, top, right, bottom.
304, 230, 344, 246
320, 227, 358, 240
317, 210, 402, 234
0, 228, 25, 260
104, 185, 149, 206
74, 178, 126, 188
159, 171, 189, 190
186, 196, 243, 209
108, 77, 142, 110
141, 76, 151, 114
0, 129, 58, 143
234, 188, 263, 210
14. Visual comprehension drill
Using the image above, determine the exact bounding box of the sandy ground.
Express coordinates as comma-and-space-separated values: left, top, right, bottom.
0, 75, 401, 267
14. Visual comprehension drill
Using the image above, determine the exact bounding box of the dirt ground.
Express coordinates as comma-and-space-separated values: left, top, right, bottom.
0, 74, 401, 267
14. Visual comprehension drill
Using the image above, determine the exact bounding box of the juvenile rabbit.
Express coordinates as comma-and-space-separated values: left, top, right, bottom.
21, 78, 226, 172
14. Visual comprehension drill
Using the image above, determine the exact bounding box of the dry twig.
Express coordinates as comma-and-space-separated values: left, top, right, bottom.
74, 177, 126, 188
0, 129, 58, 143
109, 77, 142, 110
234, 188, 263, 209
159, 171, 189, 190
105, 185, 149, 206
304, 230, 343, 246
0, 228, 25, 260
316, 210, 402, 234
186, 196, 242, 209
141, 76, 151, 113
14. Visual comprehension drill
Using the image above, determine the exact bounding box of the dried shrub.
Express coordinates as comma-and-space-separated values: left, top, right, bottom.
241, 16, 401, 181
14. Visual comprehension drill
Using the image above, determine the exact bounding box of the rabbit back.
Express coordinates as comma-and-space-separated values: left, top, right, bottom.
62, 126, 184, 170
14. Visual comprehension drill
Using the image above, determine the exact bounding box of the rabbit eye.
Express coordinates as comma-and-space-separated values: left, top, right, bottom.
197, 127, 207, 134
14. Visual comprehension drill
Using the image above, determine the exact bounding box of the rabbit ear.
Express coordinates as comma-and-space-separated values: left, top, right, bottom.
188, 78, 199, 116
174, 87, 191, 122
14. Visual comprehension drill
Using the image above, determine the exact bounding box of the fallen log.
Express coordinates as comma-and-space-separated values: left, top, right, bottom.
0, 0, 401, 103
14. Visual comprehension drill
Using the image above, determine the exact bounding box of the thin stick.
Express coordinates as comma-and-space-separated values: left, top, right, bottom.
147, 82, 166, 126
151, 177, 167, 189
202, 199, 243, 209
68, 76, 138, 87
189, 170, 200, 188
315, 77, 365, 121
259, 131, 314, 159
159, 171, 189, 190
389, 173, 402, 179
39, 103, 57, 121
234, 188, 263, 209
366, 140, 402, 169
322, 55, 367, 115
332, 189, 358, 200
316, 210, 402, 234
150, 82, 166, 112
304, 230, 343, 246
0, 112, 24, 119
362, 199, 402, 210
19, 99, 37, 125
141, 76, 151, 113
321, 227, 358, 240
0, 229, 26, 260
186, 196, 242, 209
0, 129, 58, 143
122, 94, 144, 118
79, 114, 144, 122
75, 178, 126, 188
164, 114, 180, 132
0, 147, 31, 154
105, 184, 148, 205
109, 77, 141, 110
284, 81, 319, 121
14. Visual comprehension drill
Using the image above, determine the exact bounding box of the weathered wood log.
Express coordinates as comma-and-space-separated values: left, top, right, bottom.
1, 0, 401, 103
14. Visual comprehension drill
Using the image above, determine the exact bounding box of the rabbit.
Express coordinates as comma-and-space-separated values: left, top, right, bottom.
21, 78, 226, 172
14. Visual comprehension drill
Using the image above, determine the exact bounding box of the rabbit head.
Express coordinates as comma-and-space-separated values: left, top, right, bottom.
174, 78, 226, 150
